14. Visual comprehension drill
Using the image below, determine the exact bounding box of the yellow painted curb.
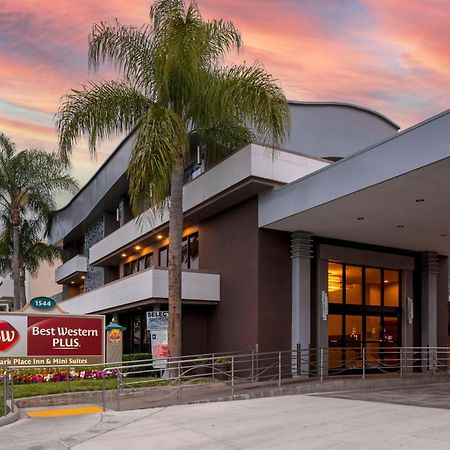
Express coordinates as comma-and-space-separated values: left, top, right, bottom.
26, 406, 103, 418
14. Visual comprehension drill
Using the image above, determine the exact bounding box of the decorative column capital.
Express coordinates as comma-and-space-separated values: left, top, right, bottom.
291, 231, 313, 259
420, 252, 439, 274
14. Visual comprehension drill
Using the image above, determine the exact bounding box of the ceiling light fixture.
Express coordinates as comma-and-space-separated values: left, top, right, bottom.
135, 245, 141, 250
121, 253, 127, 257
70, 281, 75, 284
81, 275, 86, 280
157, 234, 163, 239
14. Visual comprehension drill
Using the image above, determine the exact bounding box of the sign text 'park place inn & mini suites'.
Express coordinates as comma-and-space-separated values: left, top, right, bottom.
0, 299, 104, 366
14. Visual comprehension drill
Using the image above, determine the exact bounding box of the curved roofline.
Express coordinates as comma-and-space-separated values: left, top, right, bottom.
57, 100, 399, 213
287, 100, 401, 130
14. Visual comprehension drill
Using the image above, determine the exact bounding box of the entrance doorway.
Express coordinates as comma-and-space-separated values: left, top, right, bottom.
327, 262, 401, 370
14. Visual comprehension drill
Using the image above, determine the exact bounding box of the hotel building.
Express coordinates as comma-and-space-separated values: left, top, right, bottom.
48, 102, 450, 368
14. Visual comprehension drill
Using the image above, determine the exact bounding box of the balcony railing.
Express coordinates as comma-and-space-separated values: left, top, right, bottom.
55, 255, 88, 284
58, 267, 220, 315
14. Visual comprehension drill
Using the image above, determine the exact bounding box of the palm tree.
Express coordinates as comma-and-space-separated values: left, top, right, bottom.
0, 133, 78, 310
0, 216, 65, 305
56, 0, 290, 357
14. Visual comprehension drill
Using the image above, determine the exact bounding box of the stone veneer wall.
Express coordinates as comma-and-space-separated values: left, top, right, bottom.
84, 217, 105, 292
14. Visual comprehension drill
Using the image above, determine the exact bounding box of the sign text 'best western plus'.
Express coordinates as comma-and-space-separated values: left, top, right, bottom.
0, 313, 104, 366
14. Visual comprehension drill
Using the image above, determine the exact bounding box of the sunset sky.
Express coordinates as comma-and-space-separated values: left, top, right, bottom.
2, 0, 450, 189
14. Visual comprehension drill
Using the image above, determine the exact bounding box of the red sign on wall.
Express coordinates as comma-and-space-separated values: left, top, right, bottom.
0, 313, 105, 366
27, 316, 103, 356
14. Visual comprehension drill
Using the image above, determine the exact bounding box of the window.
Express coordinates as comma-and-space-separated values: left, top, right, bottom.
124, 253, 153, 277
159, 246, 168, 267
145, 253, 153, 268
159, 232, 199, 269
327, 262, 401, 370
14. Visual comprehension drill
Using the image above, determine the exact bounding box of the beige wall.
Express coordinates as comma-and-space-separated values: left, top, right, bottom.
28, 261, 61, 300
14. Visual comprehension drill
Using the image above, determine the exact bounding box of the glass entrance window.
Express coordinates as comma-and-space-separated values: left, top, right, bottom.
384, 270, 399, 307
346, 266, 362, 305
327, 262, 401, 371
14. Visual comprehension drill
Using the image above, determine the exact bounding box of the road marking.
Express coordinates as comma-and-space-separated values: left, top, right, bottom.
26, 406, 103, 418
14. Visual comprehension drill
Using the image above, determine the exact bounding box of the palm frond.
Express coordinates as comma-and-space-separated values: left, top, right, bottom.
128, 105, 188, 215
89, 21, 155, 93
56, 80, 150, 159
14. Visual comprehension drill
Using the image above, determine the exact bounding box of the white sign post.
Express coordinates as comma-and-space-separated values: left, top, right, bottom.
146, 311, 169, 370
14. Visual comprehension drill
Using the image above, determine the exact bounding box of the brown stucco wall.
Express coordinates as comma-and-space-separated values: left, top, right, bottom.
257, 229, 292, 352
198, 198, 292, 354
199, 198, 260, 353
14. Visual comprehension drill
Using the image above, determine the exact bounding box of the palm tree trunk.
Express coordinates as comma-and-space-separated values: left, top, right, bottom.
12, 209, 21, 311
19, 260, 26, 308
168, 162, 184, 358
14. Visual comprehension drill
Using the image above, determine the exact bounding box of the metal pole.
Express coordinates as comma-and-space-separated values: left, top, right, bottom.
296, 344, 301, 376
400, 348, 403, 377
231, 356, 235, 396
320, 349, 324, 383
251, 350, 254, 381
278, 352, 282, 389
9, 370, 14, 413
177, 361, 181, 401
362, 348, 366, 380
212, 354, 215, 380
3, 370, 7, 416
66, 365, 70, 394
102, 369, 106, 412
116, 370, 121, 411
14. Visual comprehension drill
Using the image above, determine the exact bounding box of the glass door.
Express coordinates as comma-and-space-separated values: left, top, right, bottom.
327, 262, 401, 371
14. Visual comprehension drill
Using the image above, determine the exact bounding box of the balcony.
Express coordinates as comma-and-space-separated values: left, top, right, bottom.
89, 144, 329, 265
57, 268, 220, 315
55, 255, 88, 284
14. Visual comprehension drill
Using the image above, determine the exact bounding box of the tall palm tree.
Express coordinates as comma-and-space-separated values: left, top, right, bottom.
56, 0, 290, 357
0, 133, 78, 310
0, 216, 65, 305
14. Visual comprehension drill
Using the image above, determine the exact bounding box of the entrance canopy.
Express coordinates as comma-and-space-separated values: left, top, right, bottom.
259, 110, 450, 255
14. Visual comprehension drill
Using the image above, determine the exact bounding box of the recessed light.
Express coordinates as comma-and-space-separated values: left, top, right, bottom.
81, 275, 86, 280
70, 281, 75, 284
356, 217, 365, 221
157, 234, 163, 239
121, 253, 127, 257
135, 245, 141, 250
384, 280, 389, 283
440, 233, 448, 237
396, 225, 404, 228
415, 199, 425, 203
